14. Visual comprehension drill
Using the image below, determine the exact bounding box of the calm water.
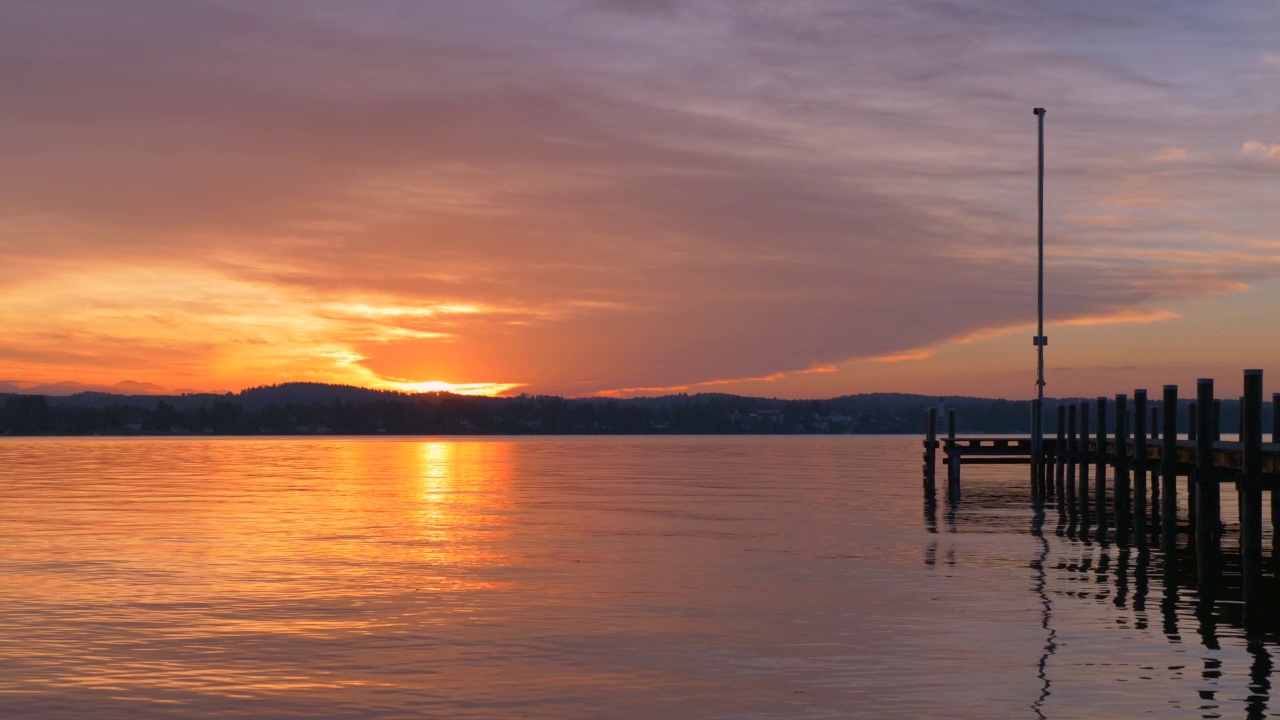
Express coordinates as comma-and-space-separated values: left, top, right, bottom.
0, 436, 1275, 718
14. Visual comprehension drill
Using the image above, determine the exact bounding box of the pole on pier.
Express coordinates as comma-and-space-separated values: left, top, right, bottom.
1196, 379, 1218, 567
1241, 370, 1263, 599
1031, 107, 1047, 493
1066, 404, 1078, 518
923, 408, 937, 497
1134, 390, 1148, 545
1161, 386, 1178, 547
1115, 394, 1131, 543
1095, 396, 1109, 531
1079, 401, 1091, 523
1151, 407, 1159, 441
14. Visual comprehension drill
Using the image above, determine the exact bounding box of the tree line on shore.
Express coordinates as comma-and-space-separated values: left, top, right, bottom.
0, 382, 1040, 435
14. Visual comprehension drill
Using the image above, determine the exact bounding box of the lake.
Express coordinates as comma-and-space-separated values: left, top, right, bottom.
0, 435, 1273, 718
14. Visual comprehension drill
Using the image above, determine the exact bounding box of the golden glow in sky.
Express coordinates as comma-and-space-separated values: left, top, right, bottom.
3, 2, 1280, 399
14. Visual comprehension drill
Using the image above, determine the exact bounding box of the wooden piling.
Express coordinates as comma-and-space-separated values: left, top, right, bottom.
1273, 392, 1280, 560
1096, 396, 1109, 530
1150, 402, 1161, 510
923, 408, 937, 496
1237, 395, 1246, 536
946, 409, 959, 502
917, 369, 1280, 607
1241, 370, 1263, 597
1133, 390, 1148, 544
1196, 379, 1217, 560
1187, 402, 1199, 519
1079, 400, 1091, 521
1239, 397, 1246, 441
1115, 394, 1131, 541
1161, 386, 1178, 545
1066, 404, 1077, 516
1272, 392, 1280, 444
1055, 404, 1066, 507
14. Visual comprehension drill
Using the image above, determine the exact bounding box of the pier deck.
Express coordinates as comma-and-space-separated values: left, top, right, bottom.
934, 437, 1280, 486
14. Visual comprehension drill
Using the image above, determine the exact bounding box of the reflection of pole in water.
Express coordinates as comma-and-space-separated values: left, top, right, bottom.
1161, 546, 1181, 643
924, 494, 939, 567
1094, 548, 1112, 605
1030, 507, 1057, 719
1196, 563, 1221, 716
1133, 547, 1150, 631
945, 501, 957, 567
1114, 547, 1130, 611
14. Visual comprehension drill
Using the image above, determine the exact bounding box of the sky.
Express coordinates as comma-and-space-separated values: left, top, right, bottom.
2, 0, 1280, 399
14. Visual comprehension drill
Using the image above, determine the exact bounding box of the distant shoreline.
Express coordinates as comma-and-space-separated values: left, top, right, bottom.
2, 381, 1037, 436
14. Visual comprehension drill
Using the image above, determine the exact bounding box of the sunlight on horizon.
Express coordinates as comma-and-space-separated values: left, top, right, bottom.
386, 380, 525, 397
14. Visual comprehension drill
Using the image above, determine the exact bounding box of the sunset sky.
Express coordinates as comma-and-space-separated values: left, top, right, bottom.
3, 1, 1280, 399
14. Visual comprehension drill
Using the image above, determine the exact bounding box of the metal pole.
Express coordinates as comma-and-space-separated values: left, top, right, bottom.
1032, 107, 1047, 481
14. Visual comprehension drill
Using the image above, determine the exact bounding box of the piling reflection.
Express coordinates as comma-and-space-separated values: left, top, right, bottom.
927, 475, 1280, 719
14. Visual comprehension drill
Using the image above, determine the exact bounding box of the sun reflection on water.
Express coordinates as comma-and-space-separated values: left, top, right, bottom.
0, 438, 523, 706
409, 440, 514, 577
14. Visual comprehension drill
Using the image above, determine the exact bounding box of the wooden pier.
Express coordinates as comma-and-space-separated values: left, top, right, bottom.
922, 370, 1280, 600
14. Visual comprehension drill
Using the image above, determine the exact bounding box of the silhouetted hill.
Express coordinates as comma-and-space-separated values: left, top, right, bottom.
0, 386, 1248, 436
235, 382, 416, 409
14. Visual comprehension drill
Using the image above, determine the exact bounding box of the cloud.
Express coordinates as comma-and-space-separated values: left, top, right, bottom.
1059, 308, 1182, 327
1063, 213, 1144, 230
1243, 140, 1280, 162
0, 1, 1278, 397
864, 349, 935, 364
854, 307, 1181, 370
1152, 146, 1188, 162
587, 0, 678, 14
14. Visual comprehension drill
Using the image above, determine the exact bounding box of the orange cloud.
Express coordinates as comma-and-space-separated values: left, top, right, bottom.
594, 384, 691, 398
0, 265, 525, 396
857, 308, 1179, 368
596, 370, 795, 398
1059, 308, 1182, 327
1243, 141, 1280, 162
863, 349, 935, 363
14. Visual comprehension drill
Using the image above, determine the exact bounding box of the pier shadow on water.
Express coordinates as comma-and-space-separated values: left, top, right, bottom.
924, 476, 1280, 720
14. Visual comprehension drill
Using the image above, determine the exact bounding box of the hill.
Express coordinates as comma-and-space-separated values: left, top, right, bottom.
0, 382, 1232, 436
